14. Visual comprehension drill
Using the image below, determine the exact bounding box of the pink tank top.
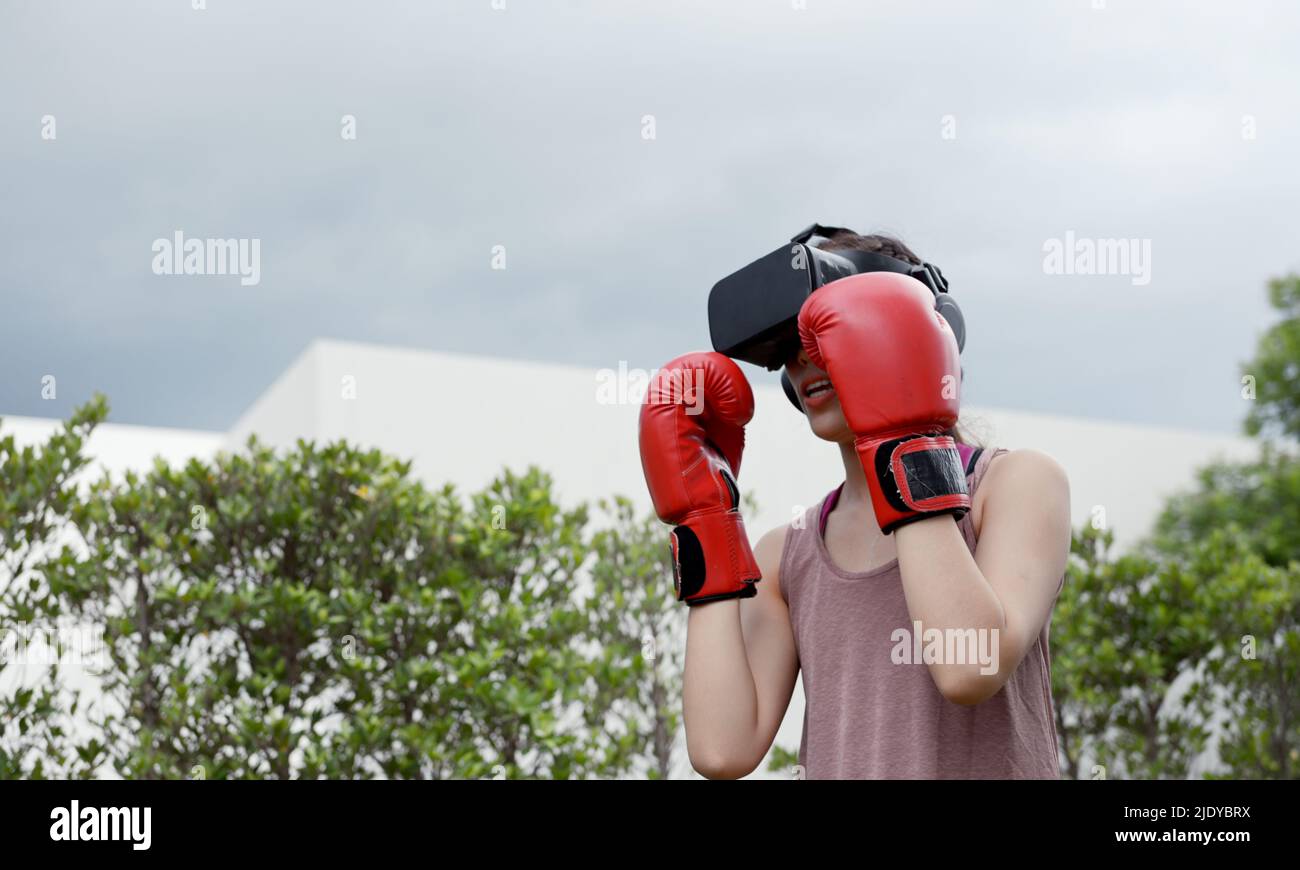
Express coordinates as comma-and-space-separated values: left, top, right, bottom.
779, 447, 1063, 779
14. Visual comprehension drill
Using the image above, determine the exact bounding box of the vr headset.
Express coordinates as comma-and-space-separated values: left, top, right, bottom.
708, 224, 966, 410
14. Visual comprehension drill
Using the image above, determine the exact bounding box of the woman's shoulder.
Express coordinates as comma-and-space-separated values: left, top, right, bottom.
971, 447, 1071, 535
752, 522, 792, 605
752, 491, 828, 604
979, 447, 1069, 490
753, 523, 789, 564
752, 486, 836, 558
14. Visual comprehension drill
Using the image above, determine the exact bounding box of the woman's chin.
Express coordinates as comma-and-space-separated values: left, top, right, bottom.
806, 403, 850, 442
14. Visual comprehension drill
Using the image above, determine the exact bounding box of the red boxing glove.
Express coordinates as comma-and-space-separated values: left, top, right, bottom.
639, 352, 761, 604
798, 272, 969, 533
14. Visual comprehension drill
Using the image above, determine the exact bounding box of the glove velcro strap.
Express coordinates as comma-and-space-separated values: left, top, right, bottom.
860, 433, 971, 534
670, 510, 761, 605
890, 435, 970, 513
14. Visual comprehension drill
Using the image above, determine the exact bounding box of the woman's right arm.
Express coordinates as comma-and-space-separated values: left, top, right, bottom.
683, 525, 799, 779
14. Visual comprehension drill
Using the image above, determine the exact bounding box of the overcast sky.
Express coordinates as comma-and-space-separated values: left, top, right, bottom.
2, 0, 1297, 434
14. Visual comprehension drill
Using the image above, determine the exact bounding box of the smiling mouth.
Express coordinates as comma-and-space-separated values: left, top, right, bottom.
803, 378, 834, 399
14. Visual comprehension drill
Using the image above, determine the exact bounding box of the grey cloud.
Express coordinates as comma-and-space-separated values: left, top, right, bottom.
1, 0, 1295, 431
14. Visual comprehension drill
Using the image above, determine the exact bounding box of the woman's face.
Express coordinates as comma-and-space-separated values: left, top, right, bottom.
784, 351, 853, 443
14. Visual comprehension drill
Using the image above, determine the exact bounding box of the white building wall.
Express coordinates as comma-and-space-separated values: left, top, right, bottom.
2, 416, 224, 473
230, 339, 1258, 551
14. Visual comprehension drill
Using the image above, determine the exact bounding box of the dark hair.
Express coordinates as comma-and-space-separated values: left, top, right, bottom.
817, 229, 923, 267
814, 229, 973, 447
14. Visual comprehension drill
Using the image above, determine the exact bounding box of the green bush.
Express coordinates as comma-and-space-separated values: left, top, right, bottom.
2, 407, 683, 779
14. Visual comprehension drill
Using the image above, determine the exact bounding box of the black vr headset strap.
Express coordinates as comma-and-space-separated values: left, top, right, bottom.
779, 241, 965, 412
795, 225, 948, 297
791, 224, 855, 245
782, 370, 801, 409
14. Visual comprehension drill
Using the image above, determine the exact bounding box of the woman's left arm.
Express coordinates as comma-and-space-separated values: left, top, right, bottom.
894, 449, 1071, 705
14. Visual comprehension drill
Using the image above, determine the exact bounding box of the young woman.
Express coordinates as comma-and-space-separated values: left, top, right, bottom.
641, 230, 1071, 779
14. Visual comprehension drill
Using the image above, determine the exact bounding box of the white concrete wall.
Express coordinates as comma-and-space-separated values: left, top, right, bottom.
2, 416, 224, 473
230, 339, 1257, 550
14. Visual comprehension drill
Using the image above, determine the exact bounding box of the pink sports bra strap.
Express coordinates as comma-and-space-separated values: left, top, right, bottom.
817, 483, 845, 536
956, 441, 978, 472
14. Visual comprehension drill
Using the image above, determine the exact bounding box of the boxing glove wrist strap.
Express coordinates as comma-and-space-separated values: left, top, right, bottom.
670, 509, 761, 605
854, 432, 971, 534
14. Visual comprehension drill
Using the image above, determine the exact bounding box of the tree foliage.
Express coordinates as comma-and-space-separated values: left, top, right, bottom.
1053, 525, 1213, 778
0, 397, 107, 779
2, 411, 692, 779
586, 496, 685, 779
1243, 274, 1300, 441
1054, 272, 1300, 779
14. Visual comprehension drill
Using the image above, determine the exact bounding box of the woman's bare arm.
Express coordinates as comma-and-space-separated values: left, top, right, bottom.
893, 449, 1071, 705
683, 525, 799, 778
